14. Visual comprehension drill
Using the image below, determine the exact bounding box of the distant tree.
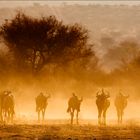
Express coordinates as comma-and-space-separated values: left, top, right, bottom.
107, 39, 140, 83
117, 40, 139, 72
1, 12, 93, 74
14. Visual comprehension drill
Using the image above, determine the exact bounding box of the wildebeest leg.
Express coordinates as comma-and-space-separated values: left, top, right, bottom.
76, 110, 79, 125
7, 110, 10, 123
9, 109, 13, 123
119, 110, 121, 124
38, 110, 40, 122
98, 109, 101, 125
1, 109, 4, 122
117, 108, 119, 124
3, 110, 6, 123
117, 109, 121, 124
120, 110, 123, 124
42, 109, 46, 122
0, 107, 3, 122
0, 113, 2, 122
11, 108, 15, 123
11, 112, 14, 123
4, 111, 8, 123
42, 110, 43, 121
71, 110, 74, 125
103, 110, 107, 126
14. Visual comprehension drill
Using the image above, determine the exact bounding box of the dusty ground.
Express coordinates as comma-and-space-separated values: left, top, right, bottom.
0, 121, 140, 140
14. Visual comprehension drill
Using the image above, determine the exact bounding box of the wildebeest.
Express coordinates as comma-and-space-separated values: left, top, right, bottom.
36, 92, 50, 122
115, 92, 129, 124
0, 91, 15, 123
67, 93, 83, 125
3, 92, 15, 123
0, 91, 5, 122
96, 89, 110, 125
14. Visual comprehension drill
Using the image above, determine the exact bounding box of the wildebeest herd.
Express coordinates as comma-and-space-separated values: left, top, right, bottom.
0, 88, 129, 125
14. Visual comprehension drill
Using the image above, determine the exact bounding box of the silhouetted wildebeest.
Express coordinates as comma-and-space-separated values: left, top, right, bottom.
0, 91, 5, 122
115, 93, 129, 124
3, 93, 15, 123
0, 91, 15, 123
96, 89, 110, 125
67, 94, 83, 125
36, 93, 50, 122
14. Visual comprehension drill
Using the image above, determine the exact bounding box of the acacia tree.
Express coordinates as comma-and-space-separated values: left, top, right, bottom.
1, 12, 93, 74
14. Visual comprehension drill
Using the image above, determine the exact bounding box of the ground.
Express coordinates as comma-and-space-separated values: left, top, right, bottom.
0, 121, 140, 140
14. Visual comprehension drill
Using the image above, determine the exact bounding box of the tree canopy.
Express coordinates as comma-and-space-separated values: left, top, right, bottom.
1, 12, 93, 74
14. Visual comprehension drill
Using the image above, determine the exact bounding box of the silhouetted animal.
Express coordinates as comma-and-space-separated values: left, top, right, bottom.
0, 92, 5, 122
2, 93, 15, 123
36, 93, 50, 122
67, 94, 83, 125
115, 93, 129, 124
96, 89, 110, 125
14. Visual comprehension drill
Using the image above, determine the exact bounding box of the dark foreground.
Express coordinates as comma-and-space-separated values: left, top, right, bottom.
0, 123, 140, 140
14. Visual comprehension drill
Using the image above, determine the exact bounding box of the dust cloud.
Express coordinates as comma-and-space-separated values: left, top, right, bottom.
0, 74, 139, 122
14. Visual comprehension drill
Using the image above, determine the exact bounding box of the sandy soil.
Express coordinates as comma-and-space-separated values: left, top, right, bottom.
0, 121, 140, 140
